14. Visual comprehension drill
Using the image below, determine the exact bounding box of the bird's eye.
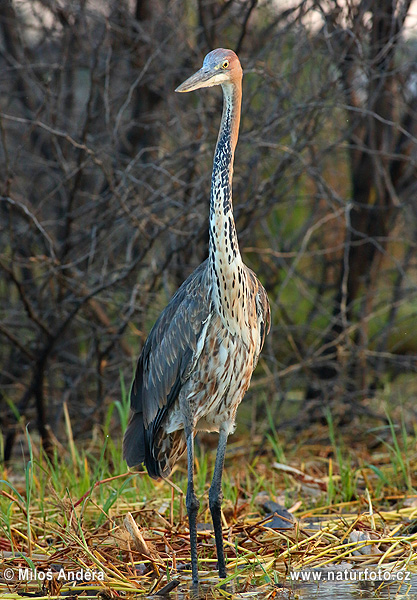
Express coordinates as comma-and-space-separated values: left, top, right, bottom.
222, 60, 229, 69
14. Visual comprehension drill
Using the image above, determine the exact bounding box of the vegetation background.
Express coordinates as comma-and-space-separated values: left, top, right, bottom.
1, 0, 417, 465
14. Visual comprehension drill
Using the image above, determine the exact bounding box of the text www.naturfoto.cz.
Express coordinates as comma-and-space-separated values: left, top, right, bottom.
290, 569, 410, 582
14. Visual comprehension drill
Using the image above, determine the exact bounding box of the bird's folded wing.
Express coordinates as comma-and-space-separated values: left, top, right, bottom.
256, 282, 271, 354
130, 260, 213, 430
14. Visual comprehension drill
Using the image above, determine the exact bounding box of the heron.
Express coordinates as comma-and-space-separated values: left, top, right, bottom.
123, 48, 270, 584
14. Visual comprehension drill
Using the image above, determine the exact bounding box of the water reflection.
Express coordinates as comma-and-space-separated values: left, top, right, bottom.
147, 573, 417, 599
293, 576, 417, 600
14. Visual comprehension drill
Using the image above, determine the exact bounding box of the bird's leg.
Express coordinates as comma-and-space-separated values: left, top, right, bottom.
209, 427, 229, 579
185, 426, 200, 584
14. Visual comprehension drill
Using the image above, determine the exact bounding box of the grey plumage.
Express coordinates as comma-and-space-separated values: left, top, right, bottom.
124, 261, 211, 476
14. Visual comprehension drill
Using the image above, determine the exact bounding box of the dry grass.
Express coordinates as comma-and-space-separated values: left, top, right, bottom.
1, 420, 417, 599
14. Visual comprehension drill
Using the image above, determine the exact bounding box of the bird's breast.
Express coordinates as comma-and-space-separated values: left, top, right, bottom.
186, 312, 255, 433
212, 267, 258, 351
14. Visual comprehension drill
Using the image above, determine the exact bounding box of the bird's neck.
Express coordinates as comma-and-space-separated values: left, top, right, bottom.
209, 80, 245, 332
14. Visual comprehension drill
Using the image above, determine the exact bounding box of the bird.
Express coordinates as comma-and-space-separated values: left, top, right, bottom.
123, 48, 270, 584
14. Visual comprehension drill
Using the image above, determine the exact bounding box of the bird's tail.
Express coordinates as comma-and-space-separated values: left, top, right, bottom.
123, 411, 146, 468
145, 429, 187, 480
123, 411, 187, 480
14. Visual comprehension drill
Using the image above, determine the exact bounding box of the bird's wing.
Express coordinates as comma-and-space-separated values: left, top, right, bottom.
124, 260, 213, 467
256, 281, 271, 354
250, 270, 270, 369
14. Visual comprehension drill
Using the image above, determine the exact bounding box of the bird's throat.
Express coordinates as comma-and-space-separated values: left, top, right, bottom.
208, 81, 245, 334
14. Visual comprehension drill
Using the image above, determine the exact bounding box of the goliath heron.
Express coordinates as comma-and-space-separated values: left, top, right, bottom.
123, 48, 270, 583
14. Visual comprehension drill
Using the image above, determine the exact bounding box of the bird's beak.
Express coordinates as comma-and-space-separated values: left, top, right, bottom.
175, 67, 213, 93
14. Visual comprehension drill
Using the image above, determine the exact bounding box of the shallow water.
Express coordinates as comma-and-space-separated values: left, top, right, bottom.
293, 577, 417, 600
148, 572, 417, 600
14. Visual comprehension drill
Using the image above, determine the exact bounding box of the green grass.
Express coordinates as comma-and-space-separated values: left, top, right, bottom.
366, 409, 415, 494
326, 408, 358, 503
1, 393, 417, 598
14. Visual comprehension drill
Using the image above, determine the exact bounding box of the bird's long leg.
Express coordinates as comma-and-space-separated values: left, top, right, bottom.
209, 427, 229, 579
185, 425, 200, 584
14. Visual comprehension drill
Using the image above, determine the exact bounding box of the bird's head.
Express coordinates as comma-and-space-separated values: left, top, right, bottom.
175, 48, 242, 93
